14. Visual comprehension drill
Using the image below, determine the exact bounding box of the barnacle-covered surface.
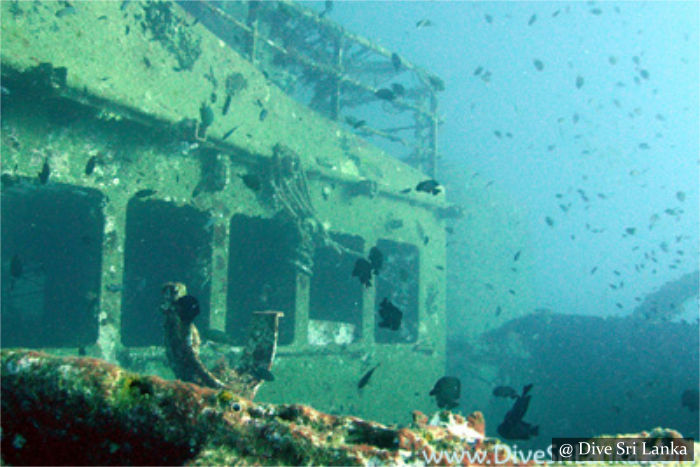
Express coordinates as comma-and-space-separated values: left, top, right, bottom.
1, 349, 498, 466
3, 349, 697, 466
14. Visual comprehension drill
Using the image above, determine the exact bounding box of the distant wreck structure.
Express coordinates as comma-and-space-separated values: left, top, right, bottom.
0, 0, 522, 427
631, 270, 699, 322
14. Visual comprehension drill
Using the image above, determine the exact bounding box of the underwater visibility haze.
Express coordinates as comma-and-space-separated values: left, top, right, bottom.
1, 0, 698, 464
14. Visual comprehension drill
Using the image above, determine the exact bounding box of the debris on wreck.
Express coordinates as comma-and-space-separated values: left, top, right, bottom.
160, 281, 283, 400
2, 349, 696, 465
2, 349, 496, 465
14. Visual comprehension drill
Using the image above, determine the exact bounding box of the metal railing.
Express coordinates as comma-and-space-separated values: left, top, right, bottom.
180, 0, 443, 177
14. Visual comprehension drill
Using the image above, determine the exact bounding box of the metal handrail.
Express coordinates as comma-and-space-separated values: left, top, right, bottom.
189, 0, 441, 177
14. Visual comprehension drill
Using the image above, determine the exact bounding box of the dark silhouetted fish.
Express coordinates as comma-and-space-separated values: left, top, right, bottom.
358, 363, 380, 389
415, 18, 433, 28
493, 386, 518, 399
85, 156, 97, 176
175, 295, 200, 324
528, 14, 537, 26
533, 59, 544, 71
375, 88, 396, 101
681, 389, 699, 412
575, 75, 584, 89
368, 246, 383, 274
38, 159, 50, 184
497, 384, 539, 440
391, 53, 402, 71
514, 250, 521, 261
429, 376, 460, 409
415, 179, 441, 195
352, 258, 372, 288
134, 189, 157, 199
378, 297, 402, 331
239, 173, 262, 192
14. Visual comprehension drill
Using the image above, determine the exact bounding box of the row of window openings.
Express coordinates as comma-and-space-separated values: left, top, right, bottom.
2, 188, 419, 348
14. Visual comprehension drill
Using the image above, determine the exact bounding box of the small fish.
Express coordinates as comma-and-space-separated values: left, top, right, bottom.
473, 66, 484, 76
352, 258, 373, 288
545, 216, 554, 227
84, 156, 97, 176
513, 250, 521, 262
378, 298, 402, 331
175, 294, 200, 324
368, 246, 383, 274
106, 283, 123, 293
259, 108, 268, 121
527, 14, 537, 26
590, 266, 598, 275
429, 376, 460, 409
533, 59, 544, 71
415, 18, 433, 28
575, 75, 584, 89
239, 173, 261, 192
639, 69, 650, 80
415, 179, 441, 195
676, 191, 686, 202
391, 53, 402, 71
221, 94, 232, 116
497, 384, 538, 440
493, 386, 518, 399
375, 88, 396, 101
38, 159, 50, 184
484, 14, 493, 23
200, 102, 214, 129
352, 119, 366, 129
625, 227, 636, 235
222, 126, 237, 140
590, 7, 602, 15
495, 306, 502, 316
638, 142, 650, 150
134, 189, 157, 198
358, 363, 380, 389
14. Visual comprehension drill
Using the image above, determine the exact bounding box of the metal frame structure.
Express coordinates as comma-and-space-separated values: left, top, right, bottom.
182, 0, 442, 177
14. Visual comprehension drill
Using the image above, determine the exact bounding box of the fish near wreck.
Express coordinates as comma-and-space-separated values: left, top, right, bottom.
415, 179, 442, 195
497, 383, 539, 440
358, 363, 380, 389
352, 258, 373, 288
429, 376, 460, 409
378, 297, 402, 331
